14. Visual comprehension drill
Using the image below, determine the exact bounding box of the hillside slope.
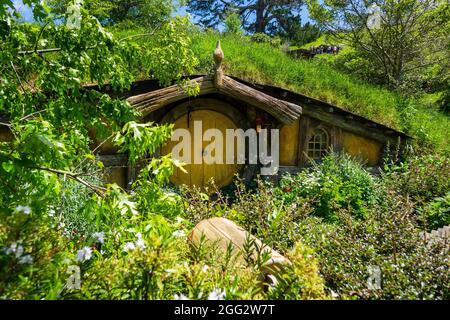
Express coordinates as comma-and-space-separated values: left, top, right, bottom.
189, 32, 449, 153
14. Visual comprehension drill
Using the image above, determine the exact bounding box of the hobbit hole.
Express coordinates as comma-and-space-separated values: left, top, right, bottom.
39, 42, 407, 189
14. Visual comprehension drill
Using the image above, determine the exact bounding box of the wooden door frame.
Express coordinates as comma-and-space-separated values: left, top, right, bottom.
159, 98, 259, 188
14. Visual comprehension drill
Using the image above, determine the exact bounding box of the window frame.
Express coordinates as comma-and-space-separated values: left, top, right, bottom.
306, 127, 330, 161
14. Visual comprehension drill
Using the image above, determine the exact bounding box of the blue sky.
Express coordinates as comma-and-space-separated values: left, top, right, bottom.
12, 0, 33, 21
12, 0, 311, 25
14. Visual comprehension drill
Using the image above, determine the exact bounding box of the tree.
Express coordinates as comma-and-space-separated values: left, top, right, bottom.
48, 0, 174, 27
307, 0, 450, 89
186, 0, 305, 36
287, 21, 321, 46
224, 12, 243, 35
0, 0, 198, 297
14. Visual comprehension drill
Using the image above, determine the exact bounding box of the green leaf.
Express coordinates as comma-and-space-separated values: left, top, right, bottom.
2, 161, 14, 173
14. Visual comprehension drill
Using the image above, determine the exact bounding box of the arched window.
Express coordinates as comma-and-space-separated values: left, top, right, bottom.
307, 128, 329, 161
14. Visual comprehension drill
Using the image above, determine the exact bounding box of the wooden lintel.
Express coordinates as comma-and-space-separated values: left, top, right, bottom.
126, 76, 216, 117
217, 76, 302, 124
126, 75, 302, 124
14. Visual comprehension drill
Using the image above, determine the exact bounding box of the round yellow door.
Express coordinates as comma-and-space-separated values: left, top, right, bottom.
162, 110, 241, 189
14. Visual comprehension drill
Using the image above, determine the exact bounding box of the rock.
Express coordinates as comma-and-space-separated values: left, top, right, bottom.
188, 217, 290, 280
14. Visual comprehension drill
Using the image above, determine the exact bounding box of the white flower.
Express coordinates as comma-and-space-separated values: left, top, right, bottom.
164, 268, 177, 274
208, 288, 226, 300
48, 208, 55, 217
330, 289, 339, 299
16, 205, 31, 215
123, 242, 136, 252
133, 233, 146, 250
202, 265, 209, 272
172, 230, 186, 238
92, 232, 105, 244
6, 242, 24, 258
18, 254, 33, 265
135, 238, 146, 250
77, 247, 92, 262
174, 293, 189, 300
267, 274, 279, 291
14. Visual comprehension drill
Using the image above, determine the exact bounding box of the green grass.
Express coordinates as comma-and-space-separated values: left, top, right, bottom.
189, 31, 449, 153
192, 32, 402, 125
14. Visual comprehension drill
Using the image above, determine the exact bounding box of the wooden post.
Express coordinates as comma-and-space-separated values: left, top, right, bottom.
213, 41, 224, 87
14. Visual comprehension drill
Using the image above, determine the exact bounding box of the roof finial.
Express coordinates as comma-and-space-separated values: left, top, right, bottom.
213, 41, 224, 87
213, 41, 224, 70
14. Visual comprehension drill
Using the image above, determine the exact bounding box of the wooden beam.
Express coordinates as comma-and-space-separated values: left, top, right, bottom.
301, 106, 399, 143
126, 77, 216, 117
217, 76, 302, 124
126, 75, 302, 124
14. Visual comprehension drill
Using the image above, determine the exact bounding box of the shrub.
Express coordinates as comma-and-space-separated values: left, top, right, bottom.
266, 242, 328, 300
381, 153, 450, 229
381, 153, 450, 203
278, 153, 379, 222
419, 193, 450, 231
297, 195, 449, 299
0, 209, 71, 299
251, 33, 282, 48
224, 13, 243, 36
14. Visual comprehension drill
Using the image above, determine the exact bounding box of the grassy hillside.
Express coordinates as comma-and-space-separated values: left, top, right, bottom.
190, 31, 449, 153
112, 27, 449, 153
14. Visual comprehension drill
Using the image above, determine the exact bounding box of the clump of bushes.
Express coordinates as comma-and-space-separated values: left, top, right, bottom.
266, 242, 328, 300
381, 152, 450, 229
419, 193, 450, 231
2, 148, 448, 300
178, 152, 449, 299
278, 153, 378, 222
381, 153, 450, 204
297, 196, 449, 299
251, 33, 282, 48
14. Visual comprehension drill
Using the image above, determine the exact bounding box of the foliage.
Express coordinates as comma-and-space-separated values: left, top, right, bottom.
224, 12, 243, 36
381, 152, 450, 229
288, 22, 322, 47
278, 153, 379, 222
186, 0, 305, 36
420, 193, 450, 231
0, 0, 195, 300
48, 0, 174, 28
381, 153, 450, 204
179, 155, 449, 300
298, 201, 449, 300
307, 0, 450, 92
265, 242, 328, 300
251, 32, 282, 47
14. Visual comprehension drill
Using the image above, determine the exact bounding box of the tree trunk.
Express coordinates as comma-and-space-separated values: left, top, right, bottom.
255, 0, 266, 33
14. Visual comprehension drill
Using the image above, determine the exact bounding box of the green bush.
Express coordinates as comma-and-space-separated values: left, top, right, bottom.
278, 153, 379, 222
296, 196, 449, 299
251, 33, 282, 48
420, 193, 450, 231
381, 153, 450, 229
266, 242, 328, 300
381, 153, 450, 203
